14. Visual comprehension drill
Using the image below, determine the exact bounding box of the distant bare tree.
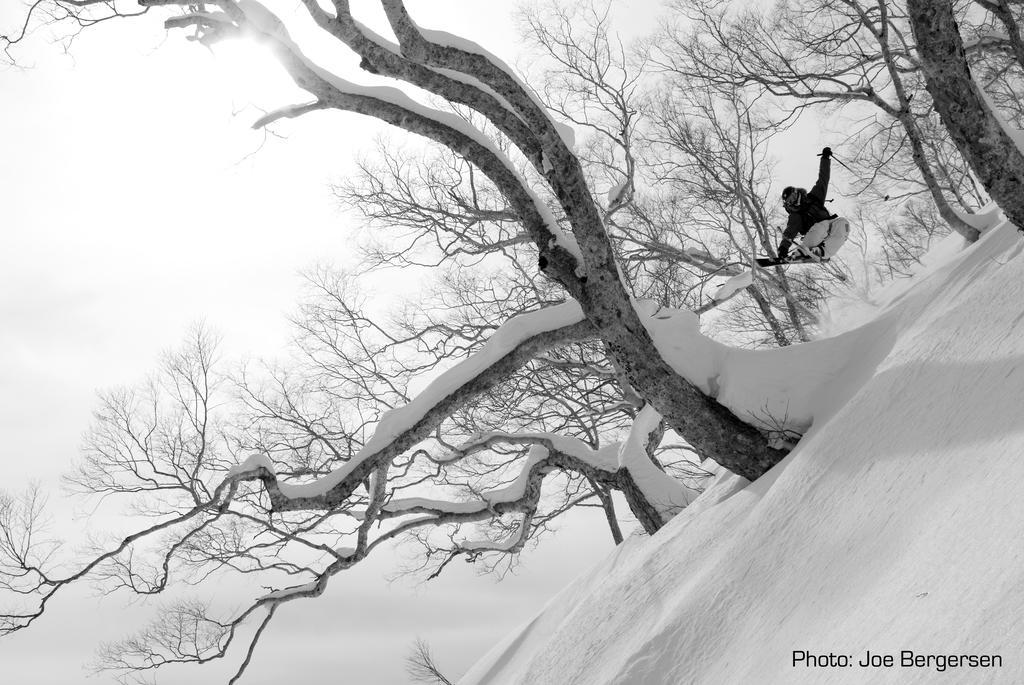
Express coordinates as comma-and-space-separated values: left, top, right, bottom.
968, 0, 1024, 73
406, 637, 454, 685
653, 0, 983, 241
518, 2, 836, 346
876, 201, 955, 278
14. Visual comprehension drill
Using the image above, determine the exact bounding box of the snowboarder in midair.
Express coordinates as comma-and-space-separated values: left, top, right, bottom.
776, 147, 850, 261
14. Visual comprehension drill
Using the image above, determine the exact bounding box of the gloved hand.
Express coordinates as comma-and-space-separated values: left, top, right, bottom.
777, 239, 792, 260
821, 146, 832, 158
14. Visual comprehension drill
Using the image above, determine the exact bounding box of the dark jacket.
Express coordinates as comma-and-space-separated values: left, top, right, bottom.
781, 154, 834, 242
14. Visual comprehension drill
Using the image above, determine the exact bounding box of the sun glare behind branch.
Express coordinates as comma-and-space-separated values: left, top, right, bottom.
211, 37, 300, 113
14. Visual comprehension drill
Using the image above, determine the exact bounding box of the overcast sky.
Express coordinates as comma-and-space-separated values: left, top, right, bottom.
0, 1, 675, 683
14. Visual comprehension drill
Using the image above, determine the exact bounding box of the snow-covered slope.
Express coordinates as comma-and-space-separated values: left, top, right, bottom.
460, 218, 1024, 684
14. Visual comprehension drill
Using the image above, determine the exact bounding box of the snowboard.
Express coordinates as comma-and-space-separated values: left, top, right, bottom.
755, 254, 830, 267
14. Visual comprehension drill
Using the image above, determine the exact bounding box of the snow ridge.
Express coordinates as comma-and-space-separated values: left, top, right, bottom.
459, 219, 1024, 685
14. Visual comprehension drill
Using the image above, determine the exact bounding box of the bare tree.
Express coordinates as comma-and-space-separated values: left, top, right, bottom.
517, 2, 834, 345
969, 0, 1024, 74
639, 81, 832, 345
653, 0, 984, 241
405, 637, 454, 685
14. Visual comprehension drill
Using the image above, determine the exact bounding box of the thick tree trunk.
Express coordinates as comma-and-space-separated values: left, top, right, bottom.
907, 0, 1024, 231
255, 26, 785, 496
575, 257, 786, 481
617, 469, 669, 535
376, 2, 787, 481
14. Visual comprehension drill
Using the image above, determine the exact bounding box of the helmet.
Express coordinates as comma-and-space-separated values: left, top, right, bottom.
782, 186, 806, 213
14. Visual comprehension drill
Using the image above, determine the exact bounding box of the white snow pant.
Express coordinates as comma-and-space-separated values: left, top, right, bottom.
802, 217, 850, 258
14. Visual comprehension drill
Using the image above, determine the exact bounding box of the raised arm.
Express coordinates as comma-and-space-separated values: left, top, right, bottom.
809, 147, 831, 203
